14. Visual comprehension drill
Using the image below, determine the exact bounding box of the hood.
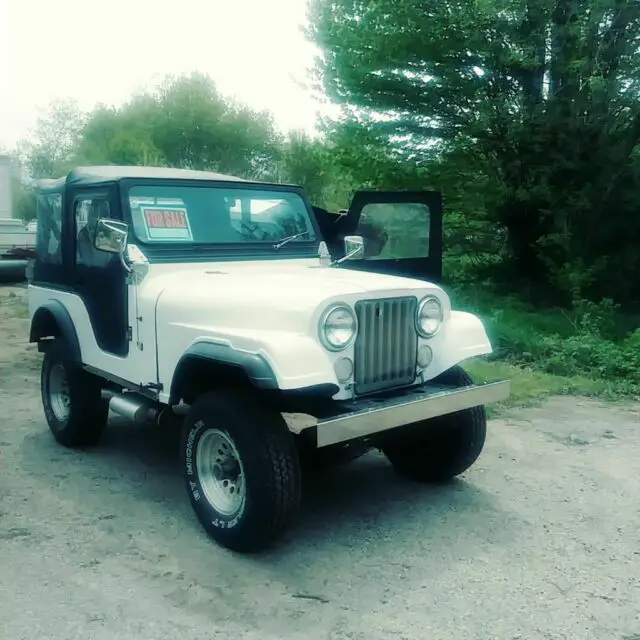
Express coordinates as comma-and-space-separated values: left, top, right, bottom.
159, 260, 441, 302
149, 260, 447, 338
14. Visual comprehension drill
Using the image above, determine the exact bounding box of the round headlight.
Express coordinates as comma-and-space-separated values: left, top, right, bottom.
416, 295, 443, 337
319, 304, 357, 351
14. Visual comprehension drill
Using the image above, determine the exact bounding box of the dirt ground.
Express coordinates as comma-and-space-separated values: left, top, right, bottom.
1, 284, 639, 640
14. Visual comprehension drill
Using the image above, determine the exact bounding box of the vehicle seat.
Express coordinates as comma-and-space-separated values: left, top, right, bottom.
183, 191, 242, 243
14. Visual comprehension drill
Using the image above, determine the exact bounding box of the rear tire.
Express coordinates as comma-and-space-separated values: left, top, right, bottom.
181, 389, 302, 553
41, 339, 109, 447
380, 366, 487, 483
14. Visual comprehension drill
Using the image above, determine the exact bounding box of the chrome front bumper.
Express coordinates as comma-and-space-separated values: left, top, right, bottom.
313, 380, 511, 448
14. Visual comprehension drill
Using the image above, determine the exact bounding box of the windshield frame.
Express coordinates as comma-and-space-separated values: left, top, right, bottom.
119, 177, 323, 261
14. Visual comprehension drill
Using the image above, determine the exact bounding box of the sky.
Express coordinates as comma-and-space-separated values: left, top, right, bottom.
0, 0, 332, 151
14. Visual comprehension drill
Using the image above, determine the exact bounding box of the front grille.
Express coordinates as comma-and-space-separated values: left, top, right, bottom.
353, 297, 418, 395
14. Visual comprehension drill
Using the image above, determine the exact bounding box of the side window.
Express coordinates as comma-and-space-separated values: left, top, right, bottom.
75, 197, 112, 266
36, 193, 62, 264
356, 202, 430, 260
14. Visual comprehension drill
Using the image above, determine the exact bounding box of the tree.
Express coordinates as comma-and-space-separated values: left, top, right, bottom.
308, 0, 640, 304
0, 154, 37, 221
14, 74, 289, 221
18, 99, 86, 179
76, 73, 283, 180
77, 104, 166, 167
278, 130, 331, 205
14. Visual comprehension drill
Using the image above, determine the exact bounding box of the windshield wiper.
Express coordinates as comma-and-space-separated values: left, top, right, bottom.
273, 231, 309, 250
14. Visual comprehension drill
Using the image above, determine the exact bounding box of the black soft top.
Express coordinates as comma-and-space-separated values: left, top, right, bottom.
36, 165, 268, 192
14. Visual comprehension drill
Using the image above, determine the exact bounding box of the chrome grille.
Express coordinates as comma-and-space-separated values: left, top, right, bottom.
353, 297, 418, 395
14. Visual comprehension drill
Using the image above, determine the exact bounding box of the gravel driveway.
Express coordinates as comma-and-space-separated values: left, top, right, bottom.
1, 285, 639, 640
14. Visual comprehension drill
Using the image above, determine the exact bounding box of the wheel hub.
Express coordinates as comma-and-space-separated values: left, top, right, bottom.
196, 428, 245, 517
48, 363, 71, 423
211, 457, 240, 481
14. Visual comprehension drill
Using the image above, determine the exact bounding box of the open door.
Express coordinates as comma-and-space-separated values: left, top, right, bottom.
313, 190, 442, 282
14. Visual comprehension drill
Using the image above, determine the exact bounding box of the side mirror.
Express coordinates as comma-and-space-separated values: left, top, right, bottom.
342, 235, 365, 261
94, 219, 129, 254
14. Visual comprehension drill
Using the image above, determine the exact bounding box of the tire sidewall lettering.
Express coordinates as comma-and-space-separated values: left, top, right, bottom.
184, 420, 201, 479
212, 509, 243, 530
184, 419, 246, 529
211, 509, 243, 530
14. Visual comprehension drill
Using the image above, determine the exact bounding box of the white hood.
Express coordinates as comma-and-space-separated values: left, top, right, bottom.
147, 260, 447, 336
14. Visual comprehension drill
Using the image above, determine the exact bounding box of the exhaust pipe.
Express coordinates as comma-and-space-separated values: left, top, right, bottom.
108, 392, 158, 425
101, 389, 184, 427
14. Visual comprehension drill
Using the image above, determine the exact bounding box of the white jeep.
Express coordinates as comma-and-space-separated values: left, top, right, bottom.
28, 166, 510, 552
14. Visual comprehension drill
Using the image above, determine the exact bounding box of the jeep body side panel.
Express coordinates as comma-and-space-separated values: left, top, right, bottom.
28, 285, 158, 388
29, 299, 82, 362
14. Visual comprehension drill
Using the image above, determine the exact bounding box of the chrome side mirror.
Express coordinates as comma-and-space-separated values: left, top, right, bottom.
94, 219, 129, 254
342, 235, 365, 260
330, 234, 365, 267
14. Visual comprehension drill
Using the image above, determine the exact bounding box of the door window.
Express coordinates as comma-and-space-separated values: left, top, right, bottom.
36, 193, 63, 264
75, 197, 113, 266
356, 202, 430, 260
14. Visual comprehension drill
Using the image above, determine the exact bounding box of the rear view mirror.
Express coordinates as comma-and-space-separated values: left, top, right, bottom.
342, 235, 365, 261
94, 219, 129, 254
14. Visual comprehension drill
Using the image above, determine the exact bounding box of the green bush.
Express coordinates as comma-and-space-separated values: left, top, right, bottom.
448, 283, 640, 395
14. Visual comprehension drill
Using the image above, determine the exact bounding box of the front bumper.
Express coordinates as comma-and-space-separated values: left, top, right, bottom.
310, 379, 511, 448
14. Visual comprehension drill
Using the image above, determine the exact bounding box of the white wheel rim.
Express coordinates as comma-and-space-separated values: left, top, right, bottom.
48, 363, 71, 423
196, 429, 246, 517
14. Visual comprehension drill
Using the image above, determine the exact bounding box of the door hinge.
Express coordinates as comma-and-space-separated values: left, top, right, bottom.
127, 326, 133, 341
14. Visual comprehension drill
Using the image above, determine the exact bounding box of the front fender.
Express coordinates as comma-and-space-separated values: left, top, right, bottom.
173, 342, 280, 392
431, 310, 493, 376
163, 330, 341, 401
252, 333, 341, 390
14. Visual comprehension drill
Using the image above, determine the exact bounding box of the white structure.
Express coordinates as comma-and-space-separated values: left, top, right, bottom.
0, 155, 36, 263
0, 155, 12, 219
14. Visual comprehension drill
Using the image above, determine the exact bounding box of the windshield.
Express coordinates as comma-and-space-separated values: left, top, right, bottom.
127, 184, 317, 246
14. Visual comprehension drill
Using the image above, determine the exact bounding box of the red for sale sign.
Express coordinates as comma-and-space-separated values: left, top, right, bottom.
140, 206, 192, 240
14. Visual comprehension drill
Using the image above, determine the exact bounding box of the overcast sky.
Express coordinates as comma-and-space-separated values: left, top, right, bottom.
0, 0, 330, 151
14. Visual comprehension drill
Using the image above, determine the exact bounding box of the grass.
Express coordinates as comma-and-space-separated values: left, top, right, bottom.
464, 358, 632, 418
448, 280, 640, 416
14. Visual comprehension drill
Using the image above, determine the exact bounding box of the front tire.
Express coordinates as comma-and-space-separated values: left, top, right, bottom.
181, 389, 302, 553
380, 366, 487, 483
41, 339, 109, 447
